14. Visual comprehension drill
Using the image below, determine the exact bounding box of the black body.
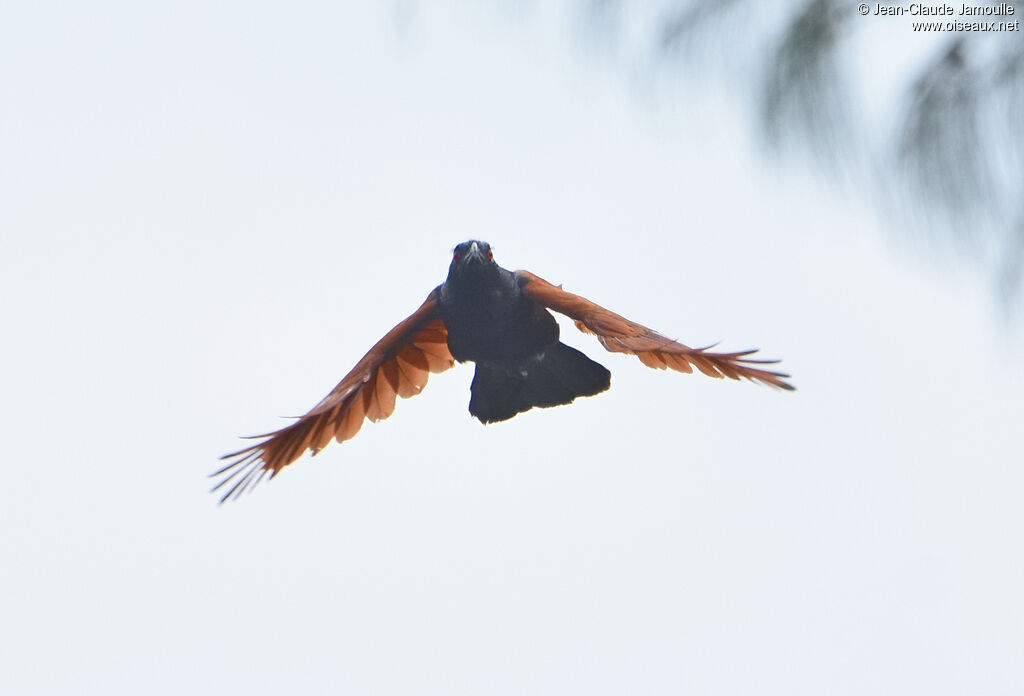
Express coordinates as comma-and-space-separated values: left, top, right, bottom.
437, 240, 610, 422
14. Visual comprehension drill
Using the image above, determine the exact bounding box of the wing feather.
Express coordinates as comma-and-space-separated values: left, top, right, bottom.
515, 270, 794, 391
213, 289, 455, 502
394, 349, 427, 397
335, 394, 366, 443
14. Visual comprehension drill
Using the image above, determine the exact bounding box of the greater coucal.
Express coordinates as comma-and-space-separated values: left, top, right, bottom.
214, 240, 793, 501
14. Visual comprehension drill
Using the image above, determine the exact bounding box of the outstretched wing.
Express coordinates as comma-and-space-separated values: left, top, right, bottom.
515, 270, 794, 391
213, 288, 455, 502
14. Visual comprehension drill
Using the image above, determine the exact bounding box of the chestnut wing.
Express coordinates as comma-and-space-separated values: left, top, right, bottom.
515, 270, 793, 390
213, 288, 455, 502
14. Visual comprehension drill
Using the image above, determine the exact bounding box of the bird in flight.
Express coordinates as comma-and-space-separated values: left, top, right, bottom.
214, 240, 793, 501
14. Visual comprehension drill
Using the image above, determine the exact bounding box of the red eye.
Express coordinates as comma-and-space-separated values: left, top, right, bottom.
453, 252, 461, 262
488, 250, 493, 260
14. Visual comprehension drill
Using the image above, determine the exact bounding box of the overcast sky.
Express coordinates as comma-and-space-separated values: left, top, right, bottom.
2, 3, 1021, 695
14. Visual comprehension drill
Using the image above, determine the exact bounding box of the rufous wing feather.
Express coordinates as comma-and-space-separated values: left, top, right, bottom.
212, 289, 455, 502
515, 270, 794, 391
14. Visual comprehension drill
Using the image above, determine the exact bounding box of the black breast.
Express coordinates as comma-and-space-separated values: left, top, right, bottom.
439, 265, 559, 365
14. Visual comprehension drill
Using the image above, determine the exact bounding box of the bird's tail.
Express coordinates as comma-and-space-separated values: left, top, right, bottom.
469, 342, 611, 423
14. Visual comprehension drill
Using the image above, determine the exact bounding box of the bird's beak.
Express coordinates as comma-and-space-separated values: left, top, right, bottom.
465, 241, 486, 264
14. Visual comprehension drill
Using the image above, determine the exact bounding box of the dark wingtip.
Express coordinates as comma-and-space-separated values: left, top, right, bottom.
765, 372, 796, 391
210, 447, 268, 503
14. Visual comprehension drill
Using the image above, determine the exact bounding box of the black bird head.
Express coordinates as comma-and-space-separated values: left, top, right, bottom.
447, 240, 495, 279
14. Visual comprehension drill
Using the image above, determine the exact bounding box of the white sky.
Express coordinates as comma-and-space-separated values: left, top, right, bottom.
2, 3, 1021, 695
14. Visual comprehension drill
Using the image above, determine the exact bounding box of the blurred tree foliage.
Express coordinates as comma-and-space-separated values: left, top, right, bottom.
577, 0, 1024, 303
